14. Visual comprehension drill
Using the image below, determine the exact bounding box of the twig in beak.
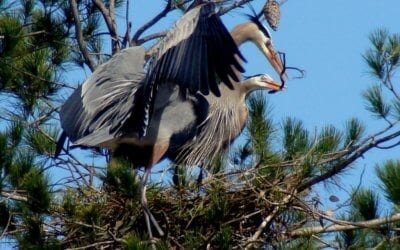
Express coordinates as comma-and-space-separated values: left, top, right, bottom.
278, 51, 306, 83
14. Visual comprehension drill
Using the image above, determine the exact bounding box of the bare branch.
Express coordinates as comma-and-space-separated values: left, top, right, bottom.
136, 31, 167, 46
69, 0, 96, 71
218, 0, 253, 16
122, 0, 131, 48
91, 0, 120, 54
376, 139, 400, 149
131, 0, 173, 45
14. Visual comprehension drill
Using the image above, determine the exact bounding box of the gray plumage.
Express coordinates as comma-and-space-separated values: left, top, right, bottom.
60, 3, 245, 153
60, 47, 145, 147
59, 4, 286, 165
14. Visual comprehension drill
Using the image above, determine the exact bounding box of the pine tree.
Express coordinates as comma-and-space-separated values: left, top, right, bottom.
1, 1, 400, 249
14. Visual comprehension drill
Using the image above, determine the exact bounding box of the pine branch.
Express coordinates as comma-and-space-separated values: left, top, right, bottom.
1, 191, 28, 202
0, 56, 74, 90
298, 128, 400, 192
290, 213, 400, 237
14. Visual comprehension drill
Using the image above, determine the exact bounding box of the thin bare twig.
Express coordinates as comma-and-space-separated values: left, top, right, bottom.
312, 235, 339, 249
131, 0, 173, 45
137, 31, 168, 46
121, 0, 131, 48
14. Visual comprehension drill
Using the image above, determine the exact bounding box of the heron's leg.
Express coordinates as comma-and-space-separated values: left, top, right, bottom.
196, 166, 204, 187
140, 143, 168, 238
140, 168, 156, 239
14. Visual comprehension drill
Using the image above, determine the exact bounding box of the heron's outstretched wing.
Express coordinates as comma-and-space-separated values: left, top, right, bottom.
60, 47, 146, 146
120, 3, 246, 137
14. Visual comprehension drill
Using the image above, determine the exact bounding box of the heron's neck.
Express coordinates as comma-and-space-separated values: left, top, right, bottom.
217, 79, 263, 103
231, 22, 265, 47
239, 79, 265, 98
226, 23, 268, 100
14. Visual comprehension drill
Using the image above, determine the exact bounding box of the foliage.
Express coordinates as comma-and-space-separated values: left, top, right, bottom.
1, 0, 400, 249
376, 160, 400, 206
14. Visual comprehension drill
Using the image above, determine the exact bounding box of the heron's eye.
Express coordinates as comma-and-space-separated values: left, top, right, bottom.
265, 40, 273, 49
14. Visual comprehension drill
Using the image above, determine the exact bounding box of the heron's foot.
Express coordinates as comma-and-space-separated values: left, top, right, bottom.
140, 166, 165, 246
142, 200, 165, 237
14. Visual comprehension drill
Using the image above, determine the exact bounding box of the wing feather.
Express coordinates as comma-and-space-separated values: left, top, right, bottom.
127, 3, 245, 137
60, 47, 146, 146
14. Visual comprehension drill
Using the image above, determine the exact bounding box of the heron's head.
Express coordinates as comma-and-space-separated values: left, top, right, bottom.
250, 17, 288, 81
231, 15, 288, 83
243, 74, 282, 94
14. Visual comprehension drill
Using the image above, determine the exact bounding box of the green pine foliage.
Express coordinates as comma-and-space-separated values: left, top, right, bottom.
247, 92, 276, 159
282, 117, 310, 160
336, 190, 383, 249
0, 8, 67, 112
376, 160, 400, 206
352, 188, 380, 221
344, 118, 365, 147
363, 85, 391, 120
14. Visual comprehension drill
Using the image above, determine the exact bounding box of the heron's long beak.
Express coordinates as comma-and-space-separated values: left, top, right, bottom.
262, 77, 282, 91
261, 43, 288, 82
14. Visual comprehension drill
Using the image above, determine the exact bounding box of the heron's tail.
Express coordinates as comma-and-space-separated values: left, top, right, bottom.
54, 131, 67, 158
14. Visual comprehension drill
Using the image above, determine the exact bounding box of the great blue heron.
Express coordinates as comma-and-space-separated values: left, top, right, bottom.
58, 3, 285, 238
